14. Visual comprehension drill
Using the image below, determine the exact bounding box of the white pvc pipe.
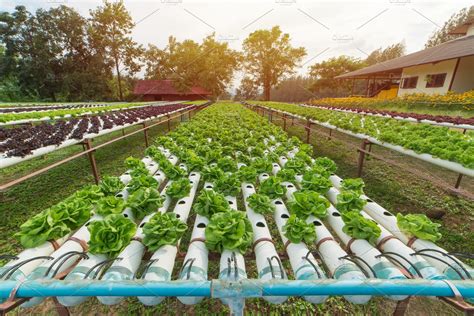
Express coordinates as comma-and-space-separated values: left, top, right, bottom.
284, 184, 371, 304
138, 172, 201, 306
0, 236, 69, 282
243, 179, 288, 305
325, 207, 408, 301
273, 184, 327, 304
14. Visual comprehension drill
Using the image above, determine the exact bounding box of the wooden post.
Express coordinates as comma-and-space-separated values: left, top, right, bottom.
83, 139, 100, 184
455, 174, 463, 189
306, 119, 312, 143
143, 122, 149, 148
393, 297, 410, 316
357, 139, 370, 177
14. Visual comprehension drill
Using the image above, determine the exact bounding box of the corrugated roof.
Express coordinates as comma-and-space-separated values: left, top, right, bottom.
336, 35, 474, 79
133, 79, 211, 95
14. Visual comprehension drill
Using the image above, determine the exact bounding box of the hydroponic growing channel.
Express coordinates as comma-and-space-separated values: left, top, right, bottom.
0, 103, 473, 315
0, 103, 193, 169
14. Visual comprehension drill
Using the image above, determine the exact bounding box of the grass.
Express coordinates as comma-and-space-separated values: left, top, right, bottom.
1, 102, 472, 315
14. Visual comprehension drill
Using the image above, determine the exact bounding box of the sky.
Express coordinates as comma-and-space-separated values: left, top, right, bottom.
2, 0, 472, 91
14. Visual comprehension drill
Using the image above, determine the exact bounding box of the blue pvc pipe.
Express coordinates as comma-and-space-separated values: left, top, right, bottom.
0, 279, 473, 299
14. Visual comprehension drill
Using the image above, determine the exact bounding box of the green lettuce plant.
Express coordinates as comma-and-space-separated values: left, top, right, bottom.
88, 214, 137, 257
301, 172, 332, 194
127, 187, 164, 220
143, 212, 187, 251
217, 157, 237, 172
313, 157, 337, 174
283, 214, 317, 244
288, 190, 329, 219
205, 210, 253, 254
95, 196, 126, 216
336, 191, 367, 213
214, 174, 241, 196
236, 166, 258, 183
276, 168, 296, 182
166, 178, 192, 199
193, 190, 230, 218
284, 158, 307, 174
15, 198, 92, 249
259, 177, 286, 199
202, 165, 224, 182
250, 157, 273, 173
127, 175, 159, 193
341, 211, 381, 245
341, 178, 365, 195
99, 176, 125, 196
396, 213, 442, 242
246, 193, 275, 215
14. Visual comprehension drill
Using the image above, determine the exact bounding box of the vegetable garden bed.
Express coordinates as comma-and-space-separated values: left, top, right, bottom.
0, 102, 473, 315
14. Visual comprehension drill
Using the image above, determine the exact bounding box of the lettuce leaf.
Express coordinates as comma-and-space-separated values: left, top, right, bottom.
99, 176, 125, 196
288, 190, 329, 219
143, 212, 187, 251
127, 187, 164, 220
301, 172, 332, 194
246, 193, 275, 215
95, 196, 126, 216
283, 214, 317, 244
166, 178, 192, 199
341, 178, 365, 195
88, 214, 136, 257
341, 211, 381, 245
205, 210, 253, 254
396, 213, 442, 242
259, 176, 287, 199
336, 191, 367, 213
193, 190, 230, 218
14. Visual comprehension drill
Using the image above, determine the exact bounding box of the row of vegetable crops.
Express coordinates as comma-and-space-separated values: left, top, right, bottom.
0, 103, 192, 167
250, 101, 474, 170
0, 101, 182, 124
303, 103, 474, 127
1, 102, 472, 312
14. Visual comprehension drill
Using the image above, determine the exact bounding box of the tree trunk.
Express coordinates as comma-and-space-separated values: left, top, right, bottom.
114, 54, 123, 101
263, 80, 271, 101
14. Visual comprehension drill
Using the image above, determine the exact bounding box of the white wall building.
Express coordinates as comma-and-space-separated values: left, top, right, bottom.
336, 18, 474, 97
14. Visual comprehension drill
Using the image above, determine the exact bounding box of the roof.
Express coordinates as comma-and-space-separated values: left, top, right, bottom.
133, 79, 211, 95
336, 35, 474, 79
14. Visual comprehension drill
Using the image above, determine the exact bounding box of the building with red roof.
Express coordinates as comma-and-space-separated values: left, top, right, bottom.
133, 79, 211, 101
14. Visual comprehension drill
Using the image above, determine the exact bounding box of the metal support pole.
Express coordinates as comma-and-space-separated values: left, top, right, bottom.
393, 296, 411, 316
368, 143, 373, 153
357, 140, 370, 177
167, 114, 171, 131
283, 115, 287, 131
269, 110, 273, 122
83, 139, 100, 184
143, 122, 149, 148
328, 129, 332, 140
292, 116, 295, 126
306, 120, 312, 143
180, 113, 184, 122
455, 174, 463, 189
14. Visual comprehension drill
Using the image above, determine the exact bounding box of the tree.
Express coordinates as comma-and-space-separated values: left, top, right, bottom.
144, 34, 240, 99
0, 5, 113, 101
309, 56, 364, 97
270, 76, 315, 102
242, 26, 306, 101
89, 0, 143, 100
365, 42, 405, 65
425, 6, 474, 48
234, 77, 261, 100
